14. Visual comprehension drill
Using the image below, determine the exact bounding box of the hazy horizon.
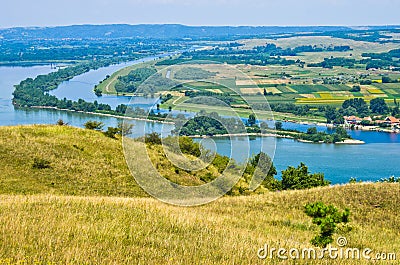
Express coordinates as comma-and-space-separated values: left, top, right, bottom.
2, 23, 400, 30
2, 0, 400, 28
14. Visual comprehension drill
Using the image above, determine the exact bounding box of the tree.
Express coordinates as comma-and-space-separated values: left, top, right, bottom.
247, 114, 256, 127
281, 163, 330, 190
307, 127, 318, 135
304, 202, 350, 247
84, 121, 104, 130
342, 98, 369, 117
275, 121, 283, 130
263, 88, 267, 96
117, 121, 134, 136
392, 106, 400, 117
382, 76, 392, 83
370, 98, 389, 115
245, 152, 278, 190
104, 127, 120, 138
56, 119, 66, 126
334, 127, 349, 139
350, 85, 360, 92
94, 88, 102, 97
325, 106, 338, 124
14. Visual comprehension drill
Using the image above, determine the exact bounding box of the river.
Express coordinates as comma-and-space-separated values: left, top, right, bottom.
0, 61, 398, 184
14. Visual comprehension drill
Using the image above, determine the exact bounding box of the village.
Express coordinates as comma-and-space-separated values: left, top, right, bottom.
344, 115, 400, 133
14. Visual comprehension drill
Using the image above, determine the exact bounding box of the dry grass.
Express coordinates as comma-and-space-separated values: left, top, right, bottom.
0, 125, 146, 197
0, 183, 398, 264
0, 125, 398, 264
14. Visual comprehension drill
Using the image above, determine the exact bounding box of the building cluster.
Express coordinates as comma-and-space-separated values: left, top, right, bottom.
344, 115, 400, 130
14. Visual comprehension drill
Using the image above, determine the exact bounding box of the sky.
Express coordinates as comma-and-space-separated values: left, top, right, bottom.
2, 0, 400, 28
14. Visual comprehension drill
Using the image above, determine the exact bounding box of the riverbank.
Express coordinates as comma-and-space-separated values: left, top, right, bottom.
189, 132, 365, 144
30, 106, 175, 124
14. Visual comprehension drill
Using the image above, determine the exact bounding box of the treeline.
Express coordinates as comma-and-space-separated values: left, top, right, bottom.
308, 57, 357, 69
158, 43, 352, 67
175, 43, 302, 66
253, 102, 316, 116
295, 127, 350, 143
115, 67, 157, 93
325, 98, 400, 123
174, 111, 245, 136
0, 38, 184, 62
13, 58, 127, 107
184, 90, 235, 106
11, 59, 168, 119
307, 48, 400, 70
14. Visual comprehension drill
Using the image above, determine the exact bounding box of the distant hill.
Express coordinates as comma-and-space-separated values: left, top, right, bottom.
1, 24, 398, 40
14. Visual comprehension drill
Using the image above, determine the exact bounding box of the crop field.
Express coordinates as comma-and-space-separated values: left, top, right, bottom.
289, 85, 330, 93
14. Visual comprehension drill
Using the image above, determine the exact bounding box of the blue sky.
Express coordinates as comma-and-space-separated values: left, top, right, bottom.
2, 0, 400, 28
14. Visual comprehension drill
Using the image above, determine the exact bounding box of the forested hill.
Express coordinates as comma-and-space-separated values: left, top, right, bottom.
1, 24, 397, 40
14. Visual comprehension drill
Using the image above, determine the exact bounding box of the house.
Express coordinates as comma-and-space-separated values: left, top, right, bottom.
363, 116, 372, 122
344, 116, 362, 125
384, 116, 400, 126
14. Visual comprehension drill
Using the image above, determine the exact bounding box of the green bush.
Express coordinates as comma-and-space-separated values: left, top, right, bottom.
281, 163, 330, 190
84, 121, 104, 130
104, 127, 120, 138
304, 202, 350, 247
145, 132, 162, 145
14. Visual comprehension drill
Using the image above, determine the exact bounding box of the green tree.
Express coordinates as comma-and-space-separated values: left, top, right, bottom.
281, 163, 330, 190
342, 98, 369, 117
275, 121, 283, 130
245, 152, 277, 190
104, 127, 120, 138
304, 202, 350, 247
307, 127, 318, 135
247, 114, 256, 127
370, 98, 389, 114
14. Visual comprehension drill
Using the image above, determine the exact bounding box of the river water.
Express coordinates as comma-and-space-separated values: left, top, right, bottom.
0, 61, 398, 184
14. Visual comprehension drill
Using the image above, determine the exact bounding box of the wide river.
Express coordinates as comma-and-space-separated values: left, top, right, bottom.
0, 60, 399, 184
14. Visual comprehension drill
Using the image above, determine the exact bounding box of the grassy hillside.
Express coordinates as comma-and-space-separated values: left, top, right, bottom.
0, 125, 398, 264
0, 125, 146, 197
0, 184, 398, 264
0, 125, 225, 196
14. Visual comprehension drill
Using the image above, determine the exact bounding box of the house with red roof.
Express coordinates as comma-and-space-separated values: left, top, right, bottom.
384, 116, 400, 126
344, 116, 362, 125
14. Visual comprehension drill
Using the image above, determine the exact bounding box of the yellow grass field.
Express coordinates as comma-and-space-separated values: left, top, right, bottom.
0, 183, 398, 265
367, 88, 385, 94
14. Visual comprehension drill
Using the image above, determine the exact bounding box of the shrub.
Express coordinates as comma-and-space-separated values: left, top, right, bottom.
117, 121, 134, 136
104, 127, 120, 138
304, 202, 350, 247
84, 121, 104, 130
56, 119, 66, 126
145, 132, 162, 145
32, 158, 51, 169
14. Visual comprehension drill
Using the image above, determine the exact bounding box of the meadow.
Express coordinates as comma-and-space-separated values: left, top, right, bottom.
0, 125, 398, 264
0, 184, 398, 264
